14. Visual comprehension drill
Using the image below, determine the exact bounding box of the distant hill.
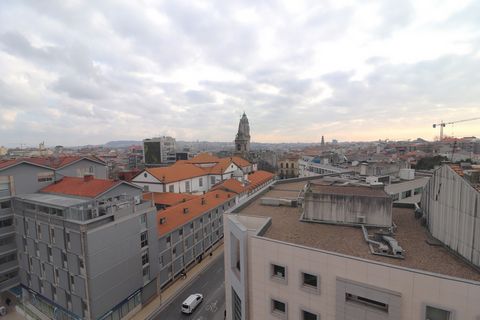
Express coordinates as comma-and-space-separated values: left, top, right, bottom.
104, 140, 142, 148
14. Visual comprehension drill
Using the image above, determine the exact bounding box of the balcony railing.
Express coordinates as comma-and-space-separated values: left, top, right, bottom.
0, 275, 19, 292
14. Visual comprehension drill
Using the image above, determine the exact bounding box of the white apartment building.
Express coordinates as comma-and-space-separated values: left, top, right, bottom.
224, 178, 480, 320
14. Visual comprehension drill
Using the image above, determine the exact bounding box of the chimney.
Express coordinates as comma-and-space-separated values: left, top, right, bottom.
215, 193, 219, 198
183, 208, 189, 214
201, 198, 206, 205
84, 174, 94, 182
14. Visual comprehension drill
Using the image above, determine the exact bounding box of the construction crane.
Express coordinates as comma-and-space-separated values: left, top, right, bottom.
432, 117, 480, 141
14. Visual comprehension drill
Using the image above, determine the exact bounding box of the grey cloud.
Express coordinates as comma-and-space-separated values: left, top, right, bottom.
184, 90, 216, 104
52, 75, 106, 100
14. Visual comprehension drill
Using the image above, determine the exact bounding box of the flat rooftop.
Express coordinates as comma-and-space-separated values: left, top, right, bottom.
16, 193, 90, 208
235, 180, 480, 282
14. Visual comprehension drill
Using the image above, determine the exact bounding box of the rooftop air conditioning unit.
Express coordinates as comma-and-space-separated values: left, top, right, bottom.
91, 208, 99, 218
357, 215, 366, 224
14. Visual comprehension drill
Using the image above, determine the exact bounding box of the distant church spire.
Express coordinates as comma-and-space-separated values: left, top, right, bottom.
234, 112, 251, 157
321, 135, 325, 147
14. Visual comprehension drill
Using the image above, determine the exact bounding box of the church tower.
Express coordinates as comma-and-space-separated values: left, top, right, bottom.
234, 112, 251, 157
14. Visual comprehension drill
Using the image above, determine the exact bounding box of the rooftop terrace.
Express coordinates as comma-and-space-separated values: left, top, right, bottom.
235, 180, 480, 282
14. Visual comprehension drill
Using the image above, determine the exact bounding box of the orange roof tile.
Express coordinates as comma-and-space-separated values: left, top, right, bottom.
205, 158, 234, 174
156, 190, 234, 236
40, 176, 120, 198
246, 170, 275, 191
212, 179, 246, 194
146, 163, 207, 183
143, 192, 199, 206
189, 153, 221, 164
231, 156, 250, 168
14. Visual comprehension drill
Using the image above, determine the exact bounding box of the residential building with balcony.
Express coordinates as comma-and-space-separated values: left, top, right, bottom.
13, 176, 158, 320
0, 156, 108, 297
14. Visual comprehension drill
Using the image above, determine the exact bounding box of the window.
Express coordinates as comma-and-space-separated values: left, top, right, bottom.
232, 288, 242, 320
66, 232, 71, 249
425, 305, 451, 320
140, 232, 148, 248
302, 310, 317, 320
414, 187, 423, 195
210, 176, 215, 185
345, 293, 388, 312
141, 252, 149, 266
301, 272, 319, 293
271, 264, 286, 281
47, 247, 52, 262
199, 178, 203, 187
286, 163, 289, 168
0, 200, 11, 209
391, 193, 399, 201
169, 185, 174, 192
70, 275, 75, 291
166, 235, 171, 246
37, 172, 54, 183
179, 229, 183, 236
280, 163, 283, 168
0, 218, 13, 228
271, 299, 287, 318
185, 181, 190, 193
62, 252, 68, 268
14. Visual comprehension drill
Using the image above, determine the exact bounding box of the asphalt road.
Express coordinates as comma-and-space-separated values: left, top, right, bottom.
153, 252, 226, 320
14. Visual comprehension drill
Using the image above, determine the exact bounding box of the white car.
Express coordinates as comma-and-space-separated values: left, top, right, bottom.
181, 293, 203, 314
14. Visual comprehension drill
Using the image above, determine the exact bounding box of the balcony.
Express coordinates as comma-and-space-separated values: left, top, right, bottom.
0, 242, 16, 254
0, 189, 10, 199
0, 225, 14, 235
0, 207, 12, 216
0, 260, 18, 273
0, 276, 19, 292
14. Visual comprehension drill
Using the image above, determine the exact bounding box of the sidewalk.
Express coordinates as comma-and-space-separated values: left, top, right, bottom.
130, 242, 224, 320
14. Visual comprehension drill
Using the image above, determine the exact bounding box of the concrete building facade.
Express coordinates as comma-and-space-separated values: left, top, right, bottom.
421, 164, 480, 268
12, 181, 158, 320
0, 156, 108, 297
143, 136, 176, 166
224, 178, 480, 320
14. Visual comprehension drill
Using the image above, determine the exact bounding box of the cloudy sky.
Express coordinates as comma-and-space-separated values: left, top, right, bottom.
1, 0, 479, 146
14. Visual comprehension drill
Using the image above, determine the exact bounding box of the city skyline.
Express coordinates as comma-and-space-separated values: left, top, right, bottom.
1, 0, 479, 146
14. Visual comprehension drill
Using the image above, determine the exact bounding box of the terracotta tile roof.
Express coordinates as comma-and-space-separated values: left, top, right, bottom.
0, 156, 105, 170
246, 170, 275, 191
205, 158, 234, 174
231, 156, 250, 168
143, 192, 199, 206
212, 179, 246, 194
146, 163, 207, 183
40, 176, 120, 198
189, 153, 221, 164
156, 190, 234, 236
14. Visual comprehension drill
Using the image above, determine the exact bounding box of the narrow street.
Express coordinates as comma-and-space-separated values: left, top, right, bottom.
152, 253, 225, 320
